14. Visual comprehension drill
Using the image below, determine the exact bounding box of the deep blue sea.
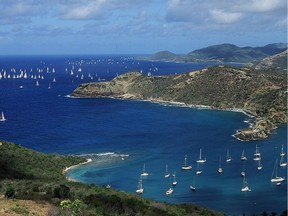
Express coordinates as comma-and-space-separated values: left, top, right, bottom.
0, 55, 286, 215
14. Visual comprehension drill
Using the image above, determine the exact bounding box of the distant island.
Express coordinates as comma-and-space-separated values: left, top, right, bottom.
136, 43, 287, 67
72, 50, 287, 141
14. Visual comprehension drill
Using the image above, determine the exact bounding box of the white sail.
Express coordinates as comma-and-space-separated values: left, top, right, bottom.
0, 112, 6, 122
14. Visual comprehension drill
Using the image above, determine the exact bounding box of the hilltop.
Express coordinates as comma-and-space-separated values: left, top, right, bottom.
137, 43, 287, 63
0, 140, 224, 216
253, 50, 288, 71
72, 66, 287, 141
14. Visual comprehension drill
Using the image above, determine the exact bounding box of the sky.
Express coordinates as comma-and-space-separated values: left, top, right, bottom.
0, 0, 287, 55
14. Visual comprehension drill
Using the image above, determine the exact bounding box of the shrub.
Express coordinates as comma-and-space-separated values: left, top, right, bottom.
5, 186, 15, 198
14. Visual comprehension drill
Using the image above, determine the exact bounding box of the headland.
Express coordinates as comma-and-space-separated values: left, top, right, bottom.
71, 65, 287, 141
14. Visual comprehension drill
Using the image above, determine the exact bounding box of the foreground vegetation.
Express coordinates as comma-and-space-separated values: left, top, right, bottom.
0, 140, 225, 216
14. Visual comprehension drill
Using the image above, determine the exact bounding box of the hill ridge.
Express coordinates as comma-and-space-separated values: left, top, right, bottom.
137, 43, 287, 63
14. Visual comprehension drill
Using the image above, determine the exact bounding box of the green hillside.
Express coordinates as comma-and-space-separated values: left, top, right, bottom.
72, 65, 287, 141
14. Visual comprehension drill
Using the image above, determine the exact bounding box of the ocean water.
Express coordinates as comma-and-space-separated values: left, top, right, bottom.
0, 55, 286, 215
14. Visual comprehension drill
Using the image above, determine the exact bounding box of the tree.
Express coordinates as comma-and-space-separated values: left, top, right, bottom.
60, 199, 82, 216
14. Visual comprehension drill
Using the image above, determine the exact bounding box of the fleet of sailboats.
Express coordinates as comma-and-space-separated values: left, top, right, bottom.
133, 145, 286, 195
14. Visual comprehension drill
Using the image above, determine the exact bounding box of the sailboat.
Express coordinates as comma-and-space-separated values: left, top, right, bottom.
141, 164, 149, 176
181, 155, 192, 170
196, 163, 202, 175
196, 148, 206, 163
106, 177, 111, 189
279, 155, 287, 167
190, 176, 196, 191
218, 156, 223, 174
280, 144, 285, 157
165, 177, 174, 195
164, 164, 170, 178
241, 176, 251, 192
172, 172, 177, 186
241, 165, 246, 177
36, 80, 39, 86
165, 187, 174, 195
271, 159, 285, 183
0, 112, 6, 122
241, 150, 247, 161
257, 158, 263, 170
136, 175, 144, 195
226, 149, 232, 162
253, 144, 261, 161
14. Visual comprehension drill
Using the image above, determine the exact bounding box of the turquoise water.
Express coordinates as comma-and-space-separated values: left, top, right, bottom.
0, 55, 286, 215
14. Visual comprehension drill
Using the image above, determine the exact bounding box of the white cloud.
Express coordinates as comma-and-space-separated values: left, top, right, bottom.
210, 9, 243, 24
165, 0, 287, 31
234, 0, 287, 13
58, 0, 107, 20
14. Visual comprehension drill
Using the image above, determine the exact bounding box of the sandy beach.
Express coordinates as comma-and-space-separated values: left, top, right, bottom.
63, 158, 92, 181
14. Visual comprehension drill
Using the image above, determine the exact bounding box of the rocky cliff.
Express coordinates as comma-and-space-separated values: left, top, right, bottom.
71, 66, 287, 141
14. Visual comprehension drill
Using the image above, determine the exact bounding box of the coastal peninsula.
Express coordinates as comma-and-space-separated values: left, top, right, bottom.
71, 65, 287, 141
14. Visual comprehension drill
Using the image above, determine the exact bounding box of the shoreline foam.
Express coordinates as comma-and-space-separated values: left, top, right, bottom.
63, 158, 92, 182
